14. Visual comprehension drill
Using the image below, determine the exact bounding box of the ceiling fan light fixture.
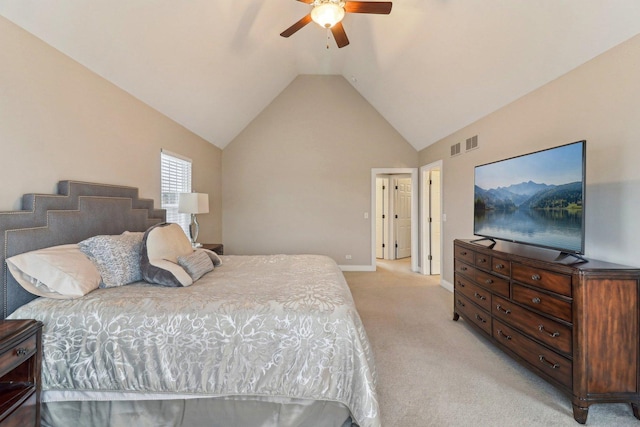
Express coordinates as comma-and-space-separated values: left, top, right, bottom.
311, 1, 345, 29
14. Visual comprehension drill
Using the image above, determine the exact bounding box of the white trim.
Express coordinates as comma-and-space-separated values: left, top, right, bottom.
339, 265, 376, 272
370, 168, 419, 272
441, 278, 454, 293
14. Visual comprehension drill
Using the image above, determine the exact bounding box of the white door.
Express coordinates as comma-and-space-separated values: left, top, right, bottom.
375, 178, 389, 259
394, 177, 412, 259
421, 161, 443, 275
430, 170, 442, 274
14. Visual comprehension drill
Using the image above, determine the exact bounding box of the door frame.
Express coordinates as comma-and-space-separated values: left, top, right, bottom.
420, 160, 444, 275
370, 168, 419, 272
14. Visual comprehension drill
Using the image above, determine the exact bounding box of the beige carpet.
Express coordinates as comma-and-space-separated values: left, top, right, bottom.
344, 259, 638, 427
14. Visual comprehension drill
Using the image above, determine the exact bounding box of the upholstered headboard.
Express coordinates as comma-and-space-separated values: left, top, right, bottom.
0, 181, 165, 318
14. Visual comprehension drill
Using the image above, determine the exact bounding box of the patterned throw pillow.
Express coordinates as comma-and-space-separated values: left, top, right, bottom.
79, 232, 144, 288
177, 249, 214, 281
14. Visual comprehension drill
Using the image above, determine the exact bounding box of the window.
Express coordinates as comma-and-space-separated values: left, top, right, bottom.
161, 150, 192, 236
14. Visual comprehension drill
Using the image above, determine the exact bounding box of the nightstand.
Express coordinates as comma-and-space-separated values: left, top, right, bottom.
0, 320, 43, 427
201, 243, 224, 255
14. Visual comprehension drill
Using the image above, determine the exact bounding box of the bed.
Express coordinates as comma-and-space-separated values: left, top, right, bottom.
0, 181, 380, 427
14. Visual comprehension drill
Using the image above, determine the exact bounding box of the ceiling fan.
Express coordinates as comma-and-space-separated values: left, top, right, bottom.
280, 0, 393, 48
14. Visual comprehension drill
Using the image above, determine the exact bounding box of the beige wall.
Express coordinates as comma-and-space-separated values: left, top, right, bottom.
0, 16, 222, 243
223, 75, 418, 266
419, 33, 640, 286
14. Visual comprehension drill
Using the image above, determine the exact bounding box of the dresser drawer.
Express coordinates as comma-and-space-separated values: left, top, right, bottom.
455, 277, 491, 312
455, 294, 491, 336
493, 320, 572, 389
512, 263, 572, 296
512, 284, 572, 323
474, 253, 491, 269
454, 259, 476, 279
454, 245, 475, 264
475, 270, 509, 297
0, 334, 37, 377
492, 295, 572, 355
491, 256, 511, 277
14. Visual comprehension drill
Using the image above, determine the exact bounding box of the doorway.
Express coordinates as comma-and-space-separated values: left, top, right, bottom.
420, 160, 443, 275
371, 168, 418, 272
375, 174, 412, 260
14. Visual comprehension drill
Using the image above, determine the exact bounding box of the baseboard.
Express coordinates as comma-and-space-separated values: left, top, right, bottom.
441, 278, 454, 293
339, 265, 376, 272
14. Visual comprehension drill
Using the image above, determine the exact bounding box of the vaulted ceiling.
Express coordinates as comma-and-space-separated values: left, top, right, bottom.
2, 1, 640, 151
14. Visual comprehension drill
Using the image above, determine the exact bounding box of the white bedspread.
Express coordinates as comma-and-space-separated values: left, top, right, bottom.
9, 254, 380, 427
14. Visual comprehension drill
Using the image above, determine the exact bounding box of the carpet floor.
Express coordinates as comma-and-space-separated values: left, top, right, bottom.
344, 258, 638, 427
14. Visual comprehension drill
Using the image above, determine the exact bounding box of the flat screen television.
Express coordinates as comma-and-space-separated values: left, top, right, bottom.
473, 140, 586, 256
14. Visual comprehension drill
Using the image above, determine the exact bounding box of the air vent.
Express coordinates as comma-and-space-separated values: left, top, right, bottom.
450, 142, 461, 157
466, 135, 478, 151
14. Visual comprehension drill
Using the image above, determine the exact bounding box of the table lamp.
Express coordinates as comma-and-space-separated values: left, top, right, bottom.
178, 193, 209, 247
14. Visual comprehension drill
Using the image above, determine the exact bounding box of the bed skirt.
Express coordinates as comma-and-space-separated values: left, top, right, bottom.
42, 396, 354, 427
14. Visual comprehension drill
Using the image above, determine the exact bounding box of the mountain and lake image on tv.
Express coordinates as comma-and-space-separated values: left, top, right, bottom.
473, 141, 586, 254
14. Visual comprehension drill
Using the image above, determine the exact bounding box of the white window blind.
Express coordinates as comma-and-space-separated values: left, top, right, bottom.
161, 150, 192, 236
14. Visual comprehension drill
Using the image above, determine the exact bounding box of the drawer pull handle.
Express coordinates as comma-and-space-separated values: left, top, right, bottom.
456, 299, 466, 308
497, 329, 512, 340
475, 314, 487, 324
461, 267, 467, 271
460, 251, 467, 256
474, 292, 486, 301
457, 281, 465, 287
531, 274, 541, 281
538, 325, 560, 338
15, 348, 28, 357
496, 304, 511, 315
538, 355, 560, 370
485, 279, 493, 285
478, 258, 487, 263
532, 297, 541, 304
495, 263, 504, 270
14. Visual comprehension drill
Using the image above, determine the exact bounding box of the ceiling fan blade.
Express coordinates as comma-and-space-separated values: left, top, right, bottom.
331, 22, 350, 48
344, 1, 392, 14
280, 14, 313, 38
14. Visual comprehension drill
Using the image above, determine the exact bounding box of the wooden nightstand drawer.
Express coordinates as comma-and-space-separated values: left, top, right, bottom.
0, 320, 42, 427
0, 390, 36, 427
0, 334, 36, 377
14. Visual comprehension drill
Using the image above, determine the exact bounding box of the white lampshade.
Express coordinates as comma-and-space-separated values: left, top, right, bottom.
178, 193, 209, 214
311, 2, 345, 29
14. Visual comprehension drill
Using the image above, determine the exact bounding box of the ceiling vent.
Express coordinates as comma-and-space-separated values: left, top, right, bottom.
450, 142, 461, 157
466, 135, 478, 151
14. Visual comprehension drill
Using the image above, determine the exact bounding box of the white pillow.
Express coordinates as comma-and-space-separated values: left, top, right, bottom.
6, 244, 101, 299
141, 223, 194, 287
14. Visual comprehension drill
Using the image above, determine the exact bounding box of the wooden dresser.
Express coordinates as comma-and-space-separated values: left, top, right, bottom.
0, 320, 43, 427
453, 239, 640, 424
